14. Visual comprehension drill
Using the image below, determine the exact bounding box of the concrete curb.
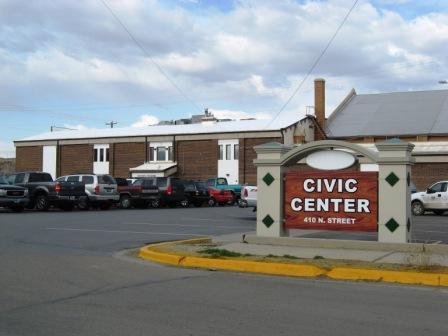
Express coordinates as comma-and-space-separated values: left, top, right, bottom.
138, 238, 448, 287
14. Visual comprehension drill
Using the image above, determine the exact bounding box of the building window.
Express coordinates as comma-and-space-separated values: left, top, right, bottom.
157, 147, 167, 161
226, 144, 231, 160
148, 142, 173, 162
219, 145, 223, 160
94, 146, 109, 162
234, 144, 239, 160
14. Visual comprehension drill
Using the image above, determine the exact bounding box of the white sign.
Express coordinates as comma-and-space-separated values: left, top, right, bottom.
306, 150, 356, 170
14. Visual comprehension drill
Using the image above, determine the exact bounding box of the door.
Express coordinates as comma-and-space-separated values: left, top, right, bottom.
42, 145, 57, 180
423, 182, 447, 209
218, 140, 239, 184
93, 144, 110, 175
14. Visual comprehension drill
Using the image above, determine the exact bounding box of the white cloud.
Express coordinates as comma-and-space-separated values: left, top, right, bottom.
0, 0, 447, 135
131, 114, 159, 127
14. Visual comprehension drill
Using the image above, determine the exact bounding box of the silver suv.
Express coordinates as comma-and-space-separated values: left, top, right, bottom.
56, 174, 119, 210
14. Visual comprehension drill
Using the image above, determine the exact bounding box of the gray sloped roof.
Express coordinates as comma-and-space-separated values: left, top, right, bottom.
326, 89, 448, 138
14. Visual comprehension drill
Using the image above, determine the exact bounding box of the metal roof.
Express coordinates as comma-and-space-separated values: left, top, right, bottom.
16, 115, 303, 143
326, 89, 448, 138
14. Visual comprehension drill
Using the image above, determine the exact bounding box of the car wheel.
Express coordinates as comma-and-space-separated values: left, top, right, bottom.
78, 198, 90, 211
412, 201, 425, 216
119, 195, 132, 209
434, 210, 445, 216
151, 199, 160, 208
208, 198, 216, 207
35, 194, 50, 211
10, 205, 24, 213
180, 199, 189, 207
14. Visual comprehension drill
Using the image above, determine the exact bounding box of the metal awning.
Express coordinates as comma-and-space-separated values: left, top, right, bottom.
130, 162, 178, 177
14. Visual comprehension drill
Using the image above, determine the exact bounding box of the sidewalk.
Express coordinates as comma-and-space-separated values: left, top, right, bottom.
139, 232, 448, 287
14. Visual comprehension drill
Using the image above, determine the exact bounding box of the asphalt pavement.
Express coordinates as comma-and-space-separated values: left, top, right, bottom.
1, 206, 448, 335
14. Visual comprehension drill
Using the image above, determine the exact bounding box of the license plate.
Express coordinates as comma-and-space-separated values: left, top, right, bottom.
142, 189, 154, 193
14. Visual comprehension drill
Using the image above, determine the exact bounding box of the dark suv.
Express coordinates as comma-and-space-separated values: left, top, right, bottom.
183, 180, 209, 207
135, 177, 185, 207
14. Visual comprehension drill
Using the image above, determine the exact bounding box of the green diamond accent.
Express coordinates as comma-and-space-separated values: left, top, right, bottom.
407, 172, 411, 187
263, 173, 275, 186
385, 218, 399, 233
407, 218, 411, 232
385, 172, 400, 187
262, 215, 274, 228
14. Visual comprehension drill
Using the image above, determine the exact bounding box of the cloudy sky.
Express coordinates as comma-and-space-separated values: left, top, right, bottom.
1, 0, 447, 157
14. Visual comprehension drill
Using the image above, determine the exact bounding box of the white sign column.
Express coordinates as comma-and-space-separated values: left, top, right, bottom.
254, 142, 290, 237
376, 139, 415, 243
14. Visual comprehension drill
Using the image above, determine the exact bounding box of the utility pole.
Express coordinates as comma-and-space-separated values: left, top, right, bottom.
105, 121, 118, 128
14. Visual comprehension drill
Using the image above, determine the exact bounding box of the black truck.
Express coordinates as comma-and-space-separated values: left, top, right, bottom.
0, 175, 29, 212
6, 172, 86, 211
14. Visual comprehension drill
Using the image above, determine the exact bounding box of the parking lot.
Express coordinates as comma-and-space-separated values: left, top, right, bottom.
1, 205, 448, 246
2, 205, 448, 336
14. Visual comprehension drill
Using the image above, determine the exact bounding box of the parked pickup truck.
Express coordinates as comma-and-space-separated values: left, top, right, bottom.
411, 181, 448, 216
115, 177, 160, 208
6, 172, 85, 211
0, 175, 29, 212
239, 185, 257, 211
207, 177, 242, 204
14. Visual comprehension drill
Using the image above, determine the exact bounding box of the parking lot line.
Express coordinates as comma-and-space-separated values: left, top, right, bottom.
45, 228, 210, 236
123, 222, 251, 230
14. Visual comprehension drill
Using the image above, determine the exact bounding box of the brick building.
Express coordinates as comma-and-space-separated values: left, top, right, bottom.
324, 85, 448, 190
14, 115, 318, 185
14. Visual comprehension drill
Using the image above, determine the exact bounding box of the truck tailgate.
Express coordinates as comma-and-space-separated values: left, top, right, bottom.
58, 182, 86, 196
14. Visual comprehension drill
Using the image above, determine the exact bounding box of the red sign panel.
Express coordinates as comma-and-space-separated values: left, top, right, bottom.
284, 171, 378, 232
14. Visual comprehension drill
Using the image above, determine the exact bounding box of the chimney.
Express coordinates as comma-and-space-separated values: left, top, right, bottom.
314, 78, 326, 129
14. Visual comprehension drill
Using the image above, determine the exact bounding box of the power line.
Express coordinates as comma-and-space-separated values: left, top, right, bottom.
99, 0, 202, 114
265, 0, 360, 128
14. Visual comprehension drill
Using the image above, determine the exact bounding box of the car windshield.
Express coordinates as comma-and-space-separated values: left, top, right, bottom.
217, 178, 228, 185
195, 182, 207, 189
98, 175, 115, 184
0, 176, 7, 184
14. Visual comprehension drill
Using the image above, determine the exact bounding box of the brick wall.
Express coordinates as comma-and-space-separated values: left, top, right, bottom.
412, 163, 448, 190
60, 144, 93, 176
113, 142, 146, 177
15, 146, 42, 172
176, 139, 218, 180
239, 137, 282, 185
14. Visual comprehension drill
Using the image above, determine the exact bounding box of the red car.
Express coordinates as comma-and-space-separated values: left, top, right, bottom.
208, 187, 234, 206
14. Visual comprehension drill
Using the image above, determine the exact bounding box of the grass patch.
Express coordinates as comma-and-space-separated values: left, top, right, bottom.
283, 254, 300, 260
313, 255, 325, 260
200, 248, 252, 258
